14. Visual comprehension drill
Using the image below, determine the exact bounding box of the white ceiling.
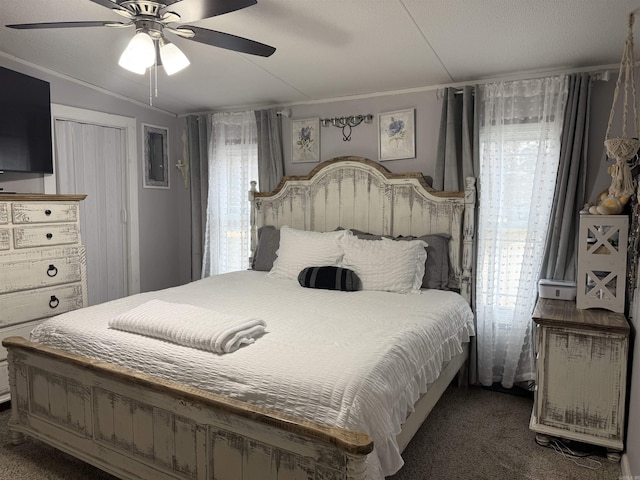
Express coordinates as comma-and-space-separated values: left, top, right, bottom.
1, 0, 639, 116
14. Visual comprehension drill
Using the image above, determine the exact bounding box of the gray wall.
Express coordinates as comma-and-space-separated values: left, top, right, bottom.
628, 270, 640, 476
0, 56, 191, 292
282, 79, 615, 204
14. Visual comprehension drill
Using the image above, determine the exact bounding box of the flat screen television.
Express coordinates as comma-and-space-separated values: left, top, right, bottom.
0, 66, 53, 174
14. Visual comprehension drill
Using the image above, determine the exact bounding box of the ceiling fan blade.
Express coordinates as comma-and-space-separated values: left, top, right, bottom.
7, 21, 129, 29
182, 25, 275, 57
85, 0, 135, 16
161, 0, 257, 23
86, 0, 122, 9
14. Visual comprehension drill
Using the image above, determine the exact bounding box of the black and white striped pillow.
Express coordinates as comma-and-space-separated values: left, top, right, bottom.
297, 266, 361, 292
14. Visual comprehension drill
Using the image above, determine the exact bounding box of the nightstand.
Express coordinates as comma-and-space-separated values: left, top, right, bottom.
529, 298, 629, 460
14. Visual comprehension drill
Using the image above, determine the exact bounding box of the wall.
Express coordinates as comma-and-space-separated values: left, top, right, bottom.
282, 79, 615, 204
628, 270, 640, 476
281, 91, 440, 179
0, 56, 191, 293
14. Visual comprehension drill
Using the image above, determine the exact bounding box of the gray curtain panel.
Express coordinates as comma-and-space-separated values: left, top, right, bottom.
186, 114, 210, 281
434, 86, 479, 191
434, 85, 479, 385
540, 73, 592, 282
255, 109, 284, 193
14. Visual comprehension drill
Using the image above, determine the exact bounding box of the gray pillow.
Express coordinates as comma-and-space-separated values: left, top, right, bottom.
398, 234, 451, 290
252, 226, 280, 271
350, 229, 451, 290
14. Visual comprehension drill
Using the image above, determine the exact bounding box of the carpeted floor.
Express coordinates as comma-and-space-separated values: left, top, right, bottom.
0, 385, 622, 480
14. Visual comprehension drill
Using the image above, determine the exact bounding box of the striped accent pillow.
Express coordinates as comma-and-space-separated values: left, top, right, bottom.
297, 266, 361, 291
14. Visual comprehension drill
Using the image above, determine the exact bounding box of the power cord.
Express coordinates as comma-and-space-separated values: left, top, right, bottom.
534, 437, 603, 470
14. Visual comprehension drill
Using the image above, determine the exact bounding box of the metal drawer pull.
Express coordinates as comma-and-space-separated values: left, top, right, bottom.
45, 209, 52, 216
49, 295, 59, 309
47, 264, 58, 277
46, 233, 53, 240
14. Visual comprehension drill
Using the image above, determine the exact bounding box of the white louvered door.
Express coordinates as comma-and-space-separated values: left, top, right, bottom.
54, 119, 128, 306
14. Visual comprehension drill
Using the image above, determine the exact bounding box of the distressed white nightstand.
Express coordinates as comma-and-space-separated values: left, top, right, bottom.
529, 298, 629, 461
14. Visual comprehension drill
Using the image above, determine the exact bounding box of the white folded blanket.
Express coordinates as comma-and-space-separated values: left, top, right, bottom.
108, 299, 267, 354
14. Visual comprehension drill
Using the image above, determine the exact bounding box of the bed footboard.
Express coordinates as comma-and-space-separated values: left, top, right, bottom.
4, 336, 373, 480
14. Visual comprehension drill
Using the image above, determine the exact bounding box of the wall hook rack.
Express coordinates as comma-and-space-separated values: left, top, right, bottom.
321, 114, 373, 141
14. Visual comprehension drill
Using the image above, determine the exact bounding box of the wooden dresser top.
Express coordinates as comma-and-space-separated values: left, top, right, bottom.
533, 298, 629, 334
0, 194, 86, 202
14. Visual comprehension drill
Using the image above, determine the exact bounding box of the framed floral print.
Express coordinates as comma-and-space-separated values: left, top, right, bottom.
378, 109, 416, 161
292, 118, 320, 163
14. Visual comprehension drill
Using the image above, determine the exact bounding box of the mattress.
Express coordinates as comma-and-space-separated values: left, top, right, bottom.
30, 270, 475, 478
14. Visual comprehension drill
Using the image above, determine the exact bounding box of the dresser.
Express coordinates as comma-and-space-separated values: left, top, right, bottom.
0, 194, 87, 403
529, 298, 629, 460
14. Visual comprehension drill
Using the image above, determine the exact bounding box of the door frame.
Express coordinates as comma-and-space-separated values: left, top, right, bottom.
47, 104, 141, 295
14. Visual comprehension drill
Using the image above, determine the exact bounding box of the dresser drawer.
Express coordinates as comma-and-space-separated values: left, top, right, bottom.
0, 229, 9, 251
14, 224, 80, 248
1, 284, 84, 329
12, 202, 79, 224
0, 203, 8, 224
0, 249, 85, 294
0, 320, 45, 361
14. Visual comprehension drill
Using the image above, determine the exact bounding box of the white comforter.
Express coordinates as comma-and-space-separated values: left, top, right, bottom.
31, 270, 475, 479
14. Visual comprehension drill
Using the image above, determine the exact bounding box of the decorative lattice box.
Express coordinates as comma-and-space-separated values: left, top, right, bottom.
576, 214, 628, 312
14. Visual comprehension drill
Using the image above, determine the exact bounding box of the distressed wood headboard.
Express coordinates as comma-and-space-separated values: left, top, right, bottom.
249, 156, 476, 304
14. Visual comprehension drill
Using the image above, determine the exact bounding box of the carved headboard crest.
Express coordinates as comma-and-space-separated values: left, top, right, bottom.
249, 156, 476, 304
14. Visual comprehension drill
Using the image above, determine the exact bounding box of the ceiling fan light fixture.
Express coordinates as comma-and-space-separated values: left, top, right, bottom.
118, 50, 146, 74
159, 40, 190, 75
119, 31, 155, 73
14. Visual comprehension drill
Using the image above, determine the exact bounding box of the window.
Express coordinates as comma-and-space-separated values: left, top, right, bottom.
202, 112, 258, 277
475, 77, 568, 388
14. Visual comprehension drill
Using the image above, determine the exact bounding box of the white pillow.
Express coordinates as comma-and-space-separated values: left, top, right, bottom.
339, 235, 428, 294
268, 226, 349, 280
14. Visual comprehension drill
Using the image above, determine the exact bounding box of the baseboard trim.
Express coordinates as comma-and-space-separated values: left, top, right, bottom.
621, 453, 632, 478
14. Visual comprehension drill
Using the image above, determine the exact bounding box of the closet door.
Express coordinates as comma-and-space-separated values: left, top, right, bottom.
55, 120, 128, 306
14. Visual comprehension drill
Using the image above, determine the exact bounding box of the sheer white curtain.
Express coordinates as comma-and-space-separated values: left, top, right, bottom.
476, 76, 568, 388
202, 111, 258, 277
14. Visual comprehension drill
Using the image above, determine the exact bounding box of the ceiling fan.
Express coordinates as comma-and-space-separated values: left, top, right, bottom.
6, 0, 276, 76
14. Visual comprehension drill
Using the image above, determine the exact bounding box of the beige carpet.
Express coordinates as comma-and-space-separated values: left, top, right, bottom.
0, 386, 622, 480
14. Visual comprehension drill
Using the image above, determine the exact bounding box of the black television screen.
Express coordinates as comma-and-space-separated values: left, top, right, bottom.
0, 66, 53, 174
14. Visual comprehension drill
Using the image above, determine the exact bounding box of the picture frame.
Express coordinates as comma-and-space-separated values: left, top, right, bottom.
142, 123, 169, 189
292, 118, 320, 163
378, 108, 416, 161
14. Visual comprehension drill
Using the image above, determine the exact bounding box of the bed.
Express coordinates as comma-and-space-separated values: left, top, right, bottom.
3, 156, 476, 480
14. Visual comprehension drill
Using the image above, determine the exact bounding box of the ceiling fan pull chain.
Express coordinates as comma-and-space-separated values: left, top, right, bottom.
155, 60, 159, 99
149, 66, 153, 106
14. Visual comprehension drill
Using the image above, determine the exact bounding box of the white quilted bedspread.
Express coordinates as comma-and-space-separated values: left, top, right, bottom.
31, 270, 475, 479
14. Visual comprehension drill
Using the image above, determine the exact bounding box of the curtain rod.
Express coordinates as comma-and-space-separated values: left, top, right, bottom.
438, 70, 612, 99
180, 62, 628, 117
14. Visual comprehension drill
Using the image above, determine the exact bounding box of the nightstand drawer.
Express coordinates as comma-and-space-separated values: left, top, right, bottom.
0, 284, 85, 329
14, 224, 80, 248
530, 298, 629, 455
12, 202, 79, 224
